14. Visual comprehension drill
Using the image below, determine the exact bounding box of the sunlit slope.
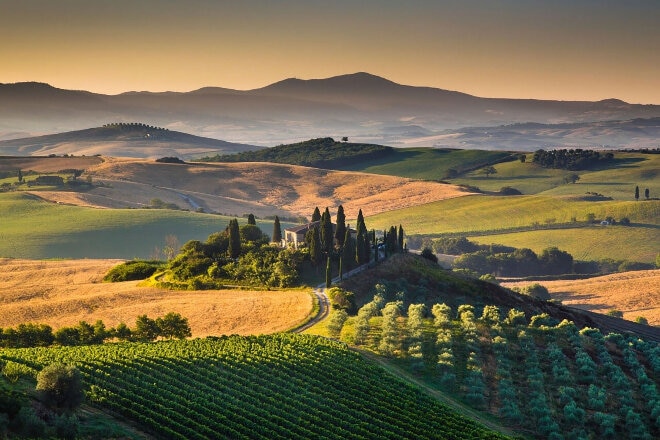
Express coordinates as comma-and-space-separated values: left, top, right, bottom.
453, 152, 659, 199
0, 258, 312, 335
0, 192, 272, 259
367, 194, 659, 234
470, 227, 659, 263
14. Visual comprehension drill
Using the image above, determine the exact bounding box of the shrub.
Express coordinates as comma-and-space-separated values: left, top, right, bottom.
420, 247, 438, 263
521, 283, 551, 301
326, 287, 355, 312
499, 186, 522, 195
103, 260, 164, 282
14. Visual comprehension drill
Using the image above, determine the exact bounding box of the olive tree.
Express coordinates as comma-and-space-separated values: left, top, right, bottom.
36, 364, 84, 414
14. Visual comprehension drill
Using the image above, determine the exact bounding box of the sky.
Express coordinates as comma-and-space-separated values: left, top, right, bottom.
1, 0, 659, 103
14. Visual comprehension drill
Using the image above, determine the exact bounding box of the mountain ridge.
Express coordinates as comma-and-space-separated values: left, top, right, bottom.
2, 73, 659, 147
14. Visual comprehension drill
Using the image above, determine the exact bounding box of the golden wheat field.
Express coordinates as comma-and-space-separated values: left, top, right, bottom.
501, 270, 660, 325
29, 157, 469, 218
0, 259, 313, 336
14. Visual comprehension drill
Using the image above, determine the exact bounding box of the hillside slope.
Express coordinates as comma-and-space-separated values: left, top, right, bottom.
0, 123, 260, 160
75, 158, 470, 218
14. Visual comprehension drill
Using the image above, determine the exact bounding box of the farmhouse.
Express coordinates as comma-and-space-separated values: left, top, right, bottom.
283, 221, 355, 248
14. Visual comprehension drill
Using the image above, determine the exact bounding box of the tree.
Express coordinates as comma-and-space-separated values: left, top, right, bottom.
540, 247, 573, 275
341, 136, 348, 142
240, 224, 268, 244
481, 166, 497, 178
645, 188, 650, 200
133, 315, 159, 342
163, 234, 180, 261
311, 207, 321, 222
228, 219, 241, 258
36, 364, 84, 414
272, 216, 282, 244
247, 213, 256, 225
340, 227, 355, 279
308, 226, 322, 267
17, 169, 23, 183
325, 256, 332, 288
156, 312, 191, 339
335, 205, 346, 248
397, 224, 404, 252
355, 209, 370, 265
519, 154, 526, 163
320, 207, 333, 255
421, 247, 438, 263
635, 185, 639, 201
564, 173, 580, 184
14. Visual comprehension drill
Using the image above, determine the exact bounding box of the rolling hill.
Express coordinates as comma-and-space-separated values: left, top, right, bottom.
0, 122, 261, 160
2, 73, 659, 147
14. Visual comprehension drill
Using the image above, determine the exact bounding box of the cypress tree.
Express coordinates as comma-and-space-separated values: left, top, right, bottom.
335, 205, 346, 248
398, 224, 404, 252
387, 225, 397, 254
311, 207, 321, 222
247, 213, 256, 225
635, 186, 639, 201
272, 216, 282, 244
309, 226, 321, 267
355, 209, 369, 265
228, 219, 241, 258
321, 207, 333, 255
325, 256, 332, 288
341, 227, 356, 278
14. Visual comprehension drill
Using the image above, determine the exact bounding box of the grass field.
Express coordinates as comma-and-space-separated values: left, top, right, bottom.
469, 225, 659, 263
453, 152, 660, 198
0, 192, 291, 259
501, 269, 660, 325
338, 148, 512, 180
366, 194, 659, 235
0, 258, 313, 335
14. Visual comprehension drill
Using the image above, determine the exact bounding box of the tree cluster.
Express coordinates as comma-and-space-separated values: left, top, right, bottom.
453, 246, 574, 277
0, 313, 191, 348
200, 137, 393, 169
169, 218, 301, 288
1, 363, 84, 439
532, 148, 614, 170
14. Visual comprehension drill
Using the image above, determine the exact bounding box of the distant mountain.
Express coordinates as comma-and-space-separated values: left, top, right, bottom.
420, 117, 660, 151
2, 74, 659, 148
0, 123, 262, 159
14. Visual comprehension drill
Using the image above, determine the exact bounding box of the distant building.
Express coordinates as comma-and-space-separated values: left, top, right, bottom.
283, 221, 356, 248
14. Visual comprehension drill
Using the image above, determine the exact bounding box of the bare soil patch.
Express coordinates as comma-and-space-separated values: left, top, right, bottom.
501, 270, 660, 325
0, 259, 312, 336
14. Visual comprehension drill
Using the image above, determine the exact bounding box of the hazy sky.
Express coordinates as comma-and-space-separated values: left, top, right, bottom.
1, 0, 658, 103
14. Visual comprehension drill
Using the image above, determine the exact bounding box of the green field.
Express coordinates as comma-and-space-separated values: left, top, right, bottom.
367, 194, 659, 234
453, 153, 660, 199
339, 148, 513, 180
0, 334, 509, 439
469, 225, 659, 263
0, 193, 290, 259
366, 194, 659, 263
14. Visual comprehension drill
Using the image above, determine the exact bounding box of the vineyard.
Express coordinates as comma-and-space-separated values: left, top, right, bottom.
331, 295, 660, 439
0, 333, 510, 439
